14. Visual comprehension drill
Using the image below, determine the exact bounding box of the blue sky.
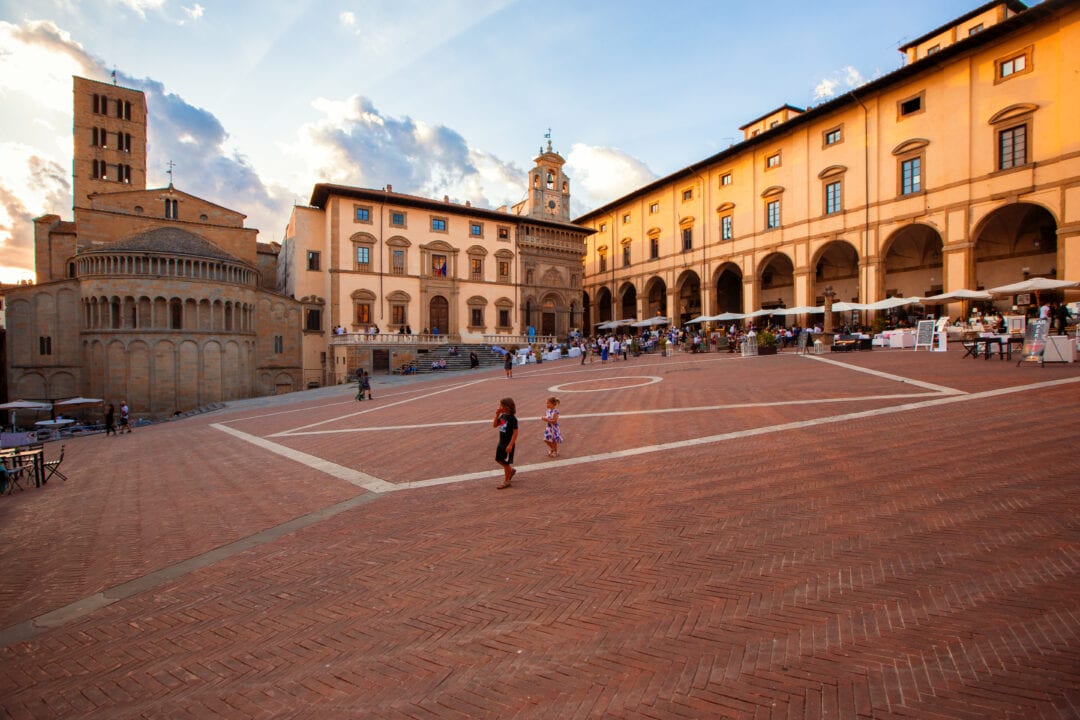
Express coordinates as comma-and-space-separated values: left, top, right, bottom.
0, 0, 1000, 283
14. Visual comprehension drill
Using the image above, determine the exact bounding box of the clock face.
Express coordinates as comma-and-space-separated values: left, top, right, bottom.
548, 199, 558, 210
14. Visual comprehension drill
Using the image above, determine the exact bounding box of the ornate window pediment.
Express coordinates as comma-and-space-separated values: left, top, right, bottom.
716, 202, 735, 213
892, 138, 930, 156
760, 186, 785, 199
818, 165, 848, 179
350, 289, 376, 301
989, 103, 1038, 125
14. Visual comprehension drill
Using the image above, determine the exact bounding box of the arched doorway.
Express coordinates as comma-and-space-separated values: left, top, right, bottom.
541, 294, 560, 336
758, 253, 796, 309
429, 295, 449, 334
974, 203, 1058, 311
714, 263, 743, 314
596, 287, 613, 324
644, 277, 667, 318
582, 292, 591, 334
619, 282, 637, 320
675, 270, 701, 324
883, 225, 943, 298
811, 241, 859, 303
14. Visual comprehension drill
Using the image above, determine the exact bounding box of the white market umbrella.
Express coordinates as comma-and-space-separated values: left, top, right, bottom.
0, 400, 52, 410
54, 396, 104, 408
713, 312, 750, 321
922, 289, 992, 303
631, 316, 671, 327
987, 278, 1079, 295
862, 296, 923, 310
776, 305, 825, 316
35, 419, 76, 427
685, 315, 712, 324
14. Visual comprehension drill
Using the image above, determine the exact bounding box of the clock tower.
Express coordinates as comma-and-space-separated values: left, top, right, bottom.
524, 132, 571, 222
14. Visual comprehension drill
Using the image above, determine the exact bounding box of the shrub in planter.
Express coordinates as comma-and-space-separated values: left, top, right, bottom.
757, 329, 778, 355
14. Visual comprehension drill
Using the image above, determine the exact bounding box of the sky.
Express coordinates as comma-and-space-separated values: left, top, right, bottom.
0, 0, 1006, 284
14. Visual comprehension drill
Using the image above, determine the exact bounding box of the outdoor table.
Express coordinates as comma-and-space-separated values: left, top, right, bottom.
9, 447, 45, 487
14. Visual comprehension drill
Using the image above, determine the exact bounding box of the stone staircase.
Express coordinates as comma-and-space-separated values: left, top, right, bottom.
411, 344, 509, 373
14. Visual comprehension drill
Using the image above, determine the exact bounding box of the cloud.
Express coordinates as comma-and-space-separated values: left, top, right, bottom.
812, 64, 869, 101
106, 0, 167, 20
0, 143, 70, 283
181, 4, 205, 23
340, 11, 356, 27
564, 144, 657, 216
285, 95, 528, 212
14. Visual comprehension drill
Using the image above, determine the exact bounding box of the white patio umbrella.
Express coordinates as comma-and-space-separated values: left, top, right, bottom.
685, 315, 711, 324
922, 289, 992, 302
987, 278, 1079, 295
775, 305, 825, 316
631, 316, 671, 327
864, 296, 922, 310
54, 396, 104, 408
713, 311, 750, 321
0, 400, 52, 410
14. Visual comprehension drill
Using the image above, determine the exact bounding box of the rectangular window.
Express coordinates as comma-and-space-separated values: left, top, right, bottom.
999, 125, 1027, 170
927, 45, 940, 55
649, 237, 659, 259
356, 246, 370, 270
899, 93, 924, 117
470, 223, 483, 237
649, 202, 659, 214
391, 305, 407, 326
273, 335, 283, 354
599, 222, 607, 232
498, 226, 510, 240
599, 255, 607, 273
304, 308, 322, 331
721, 215, 733, 241
623, 245, 631, 267
355, 206, 371, 223
38, 336, 53, 356
120, 164, 131, 184
120, 133, 131, 152
392, 249, 405, 275
766, 199, 781, 229
307, 251, 321, 271
498, 260, 509, 280
681, 227, 693, 252
390, 211, 406, 227
470, 257, 483, 280
498, 309, 510, 327
432, 254, 447, 276
901, 157, 922, 194
969, 23, 983, 36
356, 303, 371, 324
720, 173, 732, 186
824, 127, 842, 146
682, 189, 693, 201
1000, 54, 1026, 78
431, 217, 447, 232
164, 198, 178, 219
825, 181, 842, 214
766, 153, 781, 169
622, 213, 631, 224
470, 308, 483, 327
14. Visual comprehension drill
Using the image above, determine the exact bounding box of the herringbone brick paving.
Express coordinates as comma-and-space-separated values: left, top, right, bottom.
0, 347, 1078, 718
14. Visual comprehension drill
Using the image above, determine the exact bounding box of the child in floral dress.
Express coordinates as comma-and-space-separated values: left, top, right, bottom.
543, 396, 562, 457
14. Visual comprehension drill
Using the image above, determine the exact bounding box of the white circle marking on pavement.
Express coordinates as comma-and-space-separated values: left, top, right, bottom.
548, 376, 662, 393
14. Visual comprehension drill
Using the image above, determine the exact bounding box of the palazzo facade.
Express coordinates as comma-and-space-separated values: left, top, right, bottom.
282, 142, 589, 384
577, 0, 1080, 328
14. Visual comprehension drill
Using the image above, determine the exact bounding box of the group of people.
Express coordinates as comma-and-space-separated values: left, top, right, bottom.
103, 401, 132, 436
493, 396, 561, 489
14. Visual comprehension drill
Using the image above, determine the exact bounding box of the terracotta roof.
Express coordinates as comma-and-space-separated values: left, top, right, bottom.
84, 226, 241, 263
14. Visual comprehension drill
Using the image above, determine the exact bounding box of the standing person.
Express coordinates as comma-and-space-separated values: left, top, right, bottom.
469, 350, 479, 369
504, 348, 514, 379
104, 404, 117, 436
1053, 301, 1072, 335
119, 400, 131, 434
494, 398, 518, 489
580, 339, 588, 365
543, 396, 562, 458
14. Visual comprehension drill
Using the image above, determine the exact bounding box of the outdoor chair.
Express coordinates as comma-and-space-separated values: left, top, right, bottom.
1, 461, 29, 494
43, 445, 67, 483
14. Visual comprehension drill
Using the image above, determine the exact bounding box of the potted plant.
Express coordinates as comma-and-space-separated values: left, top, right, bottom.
757, 329, 778, 355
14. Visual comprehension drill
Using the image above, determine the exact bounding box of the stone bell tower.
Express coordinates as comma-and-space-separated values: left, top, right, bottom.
524, 132, 571, 222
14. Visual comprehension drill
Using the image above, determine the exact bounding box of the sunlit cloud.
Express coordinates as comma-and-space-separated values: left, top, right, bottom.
0, 143, 70, 284
284, 95, 528, 211
340, 11, 356, 27
565, 144, 657, 216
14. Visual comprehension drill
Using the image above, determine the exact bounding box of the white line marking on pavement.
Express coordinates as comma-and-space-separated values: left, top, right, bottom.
803, 353, 965, 394
211, 423, 397, 492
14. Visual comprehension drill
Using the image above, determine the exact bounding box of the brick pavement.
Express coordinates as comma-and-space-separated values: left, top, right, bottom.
0, 346, 1078, 718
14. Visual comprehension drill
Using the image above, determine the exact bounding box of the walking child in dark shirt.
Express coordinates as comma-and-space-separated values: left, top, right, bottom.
494, 397, 518, 489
